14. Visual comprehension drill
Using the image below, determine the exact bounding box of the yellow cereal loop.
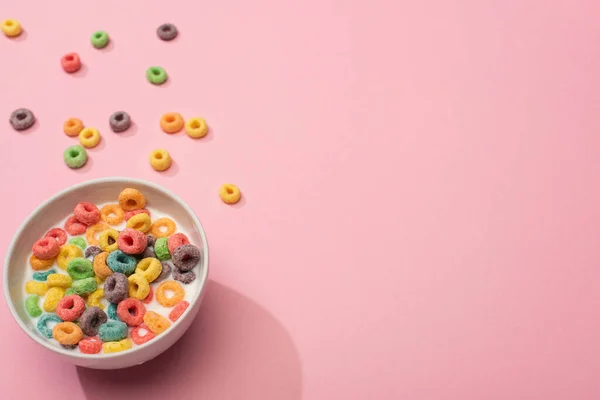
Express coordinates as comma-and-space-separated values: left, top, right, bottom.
135, 257, 162, 283
43, 287, 65, 312
1, 19, 22, 37
86, 222, 110, 246
79, 127, 101, 148
143, 311, 171, 335
103, 338, 132, 354
95, 275, 105, 285
29, 255, 55, 271
47, 273, 72, 288
149, 149, 172, 171
57, 244, 83, 270
128, 273, 150, 300
88, 288, 105, 310
126, 213, 151, 233
185, 117, 208, 138
99, 228, 119, 252
25, 281, 48, 296
219, 184, 242, 204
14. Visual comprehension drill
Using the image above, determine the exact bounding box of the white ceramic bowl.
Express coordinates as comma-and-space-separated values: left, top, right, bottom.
3, 177, 209, 369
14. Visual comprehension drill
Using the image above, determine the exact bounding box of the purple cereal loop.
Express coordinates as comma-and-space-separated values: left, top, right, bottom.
172, 244, 201, 272
155, 261, 171, 282
139, 246, 156, 259
79, 306, 108, 336
146, 235, 156, 247
173, 267, 196, 284
10, 108, 35, 131
157, 23, 178, 41
103, 273, 129, 303
85, 246, 102, 260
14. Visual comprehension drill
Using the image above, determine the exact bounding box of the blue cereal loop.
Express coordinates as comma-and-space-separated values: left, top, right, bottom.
33, 269, 56, 281
107, 250, 137, 275
98, 320, 128, 342
37, 313, 63, 338
107, 302, 120, 320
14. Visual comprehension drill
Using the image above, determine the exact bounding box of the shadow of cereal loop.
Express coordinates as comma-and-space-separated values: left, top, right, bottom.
77, 281, 302, 400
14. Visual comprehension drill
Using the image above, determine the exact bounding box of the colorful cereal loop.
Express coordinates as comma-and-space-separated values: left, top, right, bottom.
128, 273, 150, 300
47, 273, 72, 288
155, 280, 185, 307
126, 213, 152, 233
219, 184, 242, 204
88, 288, 105, 310
63, 118, 84, 136
29, 255, 55, 271
159, 112, 183, 134
149, 149, 172, 171
185, 117, 208, 139
143, 311, 171, 335
43, 287, 66, 312
37, 314, 63, 338
135, 257, 162, 283
86, 222, 110, 246
149, 218, 176, 238
25, 281, 48, 296
118, 188, 147, 211
93, 251, 113, 279
26, 295, 42, 317
99, 228, 120, 252
99, 204, 124, 225
103, 338, 132, 354
53, 322, 84, 345
79, 127, 101, 148
169, 300, 190, 322
130, 324, 155, 345
57, 244, 83, 269
79, 336, 102, 354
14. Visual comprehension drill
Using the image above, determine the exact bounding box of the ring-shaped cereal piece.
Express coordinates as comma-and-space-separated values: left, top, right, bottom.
100, 204, 124, 225
93, 251, 113, 279
126, 213, 152, 233
56, 294, 86, 321
26, 295, 42, 317
136, 257, 163, 283
2, 19, 22, 37
149, 218, 176, 238
154, 237, 171, 261
29, 255, 55, 271
143, 286, 154, 304
169, 300, 190, 322
79, 306, 108, 336
91, 30, 110, 49
117, 228, 148, 254
117, 298, 146, 326
66, 258, 94, 280
32, 237, 60, 260
69, 237, 86, 250
53, 322, 83, 345
74, 202, 100, 225
130, 324, 155, 345
86, 222, 110, 246
143, 311, 171, 335
219, 184, 242, 204
64, 215, 87, 235
146, 66, 168, 85
103, 338, 132, 354
118, 188, 147, 211
128, 273, 150, 300
63, 145, 88, 169
98, 228, 120, 252
79, 127, 101, 148
87, 289, 105, 310
149, 149, 172, 171
45, 228, 68, 246
104, 273, 129, 304
61, 54, 82, 74
47, 273, 72, 288
63, 118, 84, 136
43, 287, 65, 312
37, 314, 63, 338
107, 250, 137, 275
99, 320, 128, 342
57, 244, 84, 270
155, 280, 185, 307
124, 209, 150, 221
33, 269, 56, 281
160, 113, 184, 134
185, 117, 208, 138
26, 281, 48, 296
79, 336, 103, 354
109, 111, 131, 133
71, 277, 97, 296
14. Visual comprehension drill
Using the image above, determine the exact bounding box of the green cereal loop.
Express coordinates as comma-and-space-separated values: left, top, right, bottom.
65, 288, 75, 296
146, 66, 168, 85
91, 30, 110, 49
33, 269, 56, 281
26, 295, 42, 317
67, 257, 94, 280
71, 277, 97, 296
64, 145, 88, 169
154, 237, 171, 261
69, 237, 87, 250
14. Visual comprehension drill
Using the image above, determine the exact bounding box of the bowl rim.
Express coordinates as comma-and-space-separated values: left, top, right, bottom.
3, 177, 210, 360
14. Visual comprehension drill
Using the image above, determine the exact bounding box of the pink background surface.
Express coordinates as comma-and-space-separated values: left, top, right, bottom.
1, 1, 600, 399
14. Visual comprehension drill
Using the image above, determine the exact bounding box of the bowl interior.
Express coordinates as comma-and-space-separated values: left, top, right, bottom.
4, 178, 208, 359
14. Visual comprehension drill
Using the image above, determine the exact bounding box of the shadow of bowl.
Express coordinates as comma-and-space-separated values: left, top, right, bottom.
77, 281, 303, 400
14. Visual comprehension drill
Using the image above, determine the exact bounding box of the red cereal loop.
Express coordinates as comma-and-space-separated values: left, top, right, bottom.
45, 228, 68, 246
117, 228, 148, 254
124, 209, 151, 221
56, 294, 86, 321
64, 215, 87, 235
74, 202, 100, 226
142, 286, 154, 304
167, 233, 190, 254
169, 301, 190, 322
32, 237, 60, 260
130, 324, 156, 345
79, 336, 102, 354
117, 298, 146, 326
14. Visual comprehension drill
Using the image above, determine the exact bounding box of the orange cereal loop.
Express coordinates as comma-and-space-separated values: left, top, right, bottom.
100, 204, 124, 225
86, 222, 110, 246
160, 112, 184, 134
118, 188, 147, 211
155, 280, 185, 307
126, 213, 151, 233
29, 255, 55, 271
219, 184, 242, 204
93, 252, 113, 279
143, 311, 171, 335
52, 322, 83, 345
149, 217, 176, 238
64, 118, 84, 137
